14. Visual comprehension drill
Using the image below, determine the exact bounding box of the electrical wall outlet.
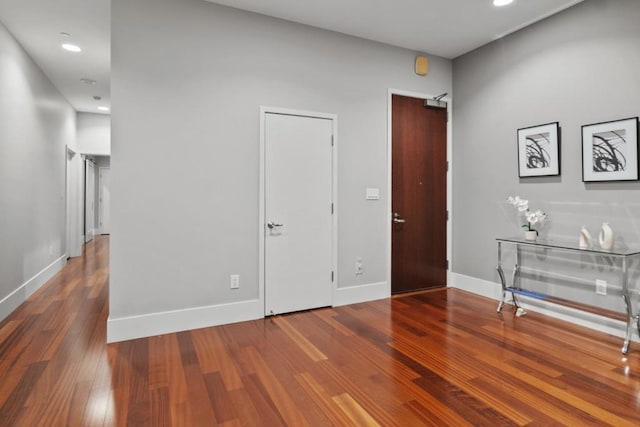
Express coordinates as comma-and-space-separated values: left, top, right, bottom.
596, 279, 607, 296
230, 274, 240, 289
355, 257, 363, 275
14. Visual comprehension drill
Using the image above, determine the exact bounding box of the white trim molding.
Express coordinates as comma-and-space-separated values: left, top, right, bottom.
450, 273, 638, 343
334, 282, 389, 307
0, 256, 67, 322
107, 299, 263, 343
450, 272, 503, 300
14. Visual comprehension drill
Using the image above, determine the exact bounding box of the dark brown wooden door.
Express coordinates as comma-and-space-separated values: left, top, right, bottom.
392, 94, 447, 294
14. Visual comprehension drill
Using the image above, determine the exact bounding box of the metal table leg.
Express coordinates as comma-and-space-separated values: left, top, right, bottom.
511, 244, 521, 310
497, 241, 507, 312
497, 268, 507, 312
621, 257, 633, 354
622, 294, 633, 354
497, 241, 522, 312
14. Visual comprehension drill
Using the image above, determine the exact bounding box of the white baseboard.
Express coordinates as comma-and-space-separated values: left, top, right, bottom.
85, 229, 97, 243
450, 272, 503, 300
107, 298, 264, 343
450, 272, 638, 343
333, 281, 389, 307
0, 255, 67, 322
108, 282, 392, 343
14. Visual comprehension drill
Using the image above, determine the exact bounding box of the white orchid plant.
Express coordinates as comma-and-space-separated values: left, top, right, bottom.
507, 196, 547, 235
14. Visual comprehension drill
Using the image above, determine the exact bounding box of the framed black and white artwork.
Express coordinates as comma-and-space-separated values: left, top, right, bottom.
517, 122, 560, 177
582, 117, 639, 182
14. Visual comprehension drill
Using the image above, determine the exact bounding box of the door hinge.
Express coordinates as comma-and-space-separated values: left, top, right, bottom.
331, 135, 334, 146
446, 210, 449, 221
446, 161, 449, 172
331, 203, 334, 214
446, 260, 449, 270
331, 271, 334, 282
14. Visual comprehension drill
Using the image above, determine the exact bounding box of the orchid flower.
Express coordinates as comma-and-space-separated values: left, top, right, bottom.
507, 196, 547, 234
507, 196, 529, 211
526, 210, 547, 225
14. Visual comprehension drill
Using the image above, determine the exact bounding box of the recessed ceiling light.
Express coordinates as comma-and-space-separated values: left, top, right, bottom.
493, 0, 513, 6
61, 43, 82, 53
97, 106, 110, 112
81, 78, 97, 85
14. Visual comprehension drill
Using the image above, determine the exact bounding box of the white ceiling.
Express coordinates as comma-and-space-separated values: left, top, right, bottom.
206, 0, 585, 58
0, 0, 583, 113
0, 0, 110, 114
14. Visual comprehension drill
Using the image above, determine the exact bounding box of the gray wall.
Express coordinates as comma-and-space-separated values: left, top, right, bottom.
0, 20, 75, 317
452, 0, 640, 306
110, 0, 452, 319
77, 113, 111, 155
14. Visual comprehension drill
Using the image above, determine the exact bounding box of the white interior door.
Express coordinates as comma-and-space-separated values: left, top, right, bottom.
85, 160, 95, 243
99, 167, 111, 234
264, 112, 334, 315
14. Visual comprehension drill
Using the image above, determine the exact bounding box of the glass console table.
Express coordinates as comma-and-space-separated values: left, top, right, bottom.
496, 237, 640, 354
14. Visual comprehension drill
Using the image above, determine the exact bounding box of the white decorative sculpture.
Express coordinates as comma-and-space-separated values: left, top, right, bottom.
579, 226, 592, 249
599, 223, 613, 250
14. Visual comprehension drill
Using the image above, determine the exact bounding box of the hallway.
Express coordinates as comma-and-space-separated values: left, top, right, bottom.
0, 236, 111, 425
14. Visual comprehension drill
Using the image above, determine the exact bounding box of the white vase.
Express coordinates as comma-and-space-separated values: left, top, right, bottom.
579, 226, 592, 249
524, 230, 537, 241
598, 222, 613, 250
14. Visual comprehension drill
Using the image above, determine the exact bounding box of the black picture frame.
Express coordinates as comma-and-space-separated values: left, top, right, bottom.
582, 117, 639, 182
517, 122, 560, 178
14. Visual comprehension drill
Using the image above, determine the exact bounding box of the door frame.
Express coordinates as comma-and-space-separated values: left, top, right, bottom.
387, 89, 453, 292
84, 158, 96, 243
98, 166, 110, 234
65, 146, 83, 258
259, 106, 338, 316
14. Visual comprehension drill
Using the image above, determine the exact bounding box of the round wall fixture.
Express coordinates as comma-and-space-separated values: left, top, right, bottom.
61, 43, 82, 53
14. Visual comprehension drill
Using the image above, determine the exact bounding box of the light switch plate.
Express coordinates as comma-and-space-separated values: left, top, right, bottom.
230, 274, 240, 289
366, 188, 380, 200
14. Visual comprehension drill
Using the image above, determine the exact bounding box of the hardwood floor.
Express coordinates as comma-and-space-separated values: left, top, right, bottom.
0, 235, 639, 426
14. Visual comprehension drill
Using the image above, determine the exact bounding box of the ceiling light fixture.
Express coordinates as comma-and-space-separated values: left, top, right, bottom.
493, 0, 513, 6
97, 106, 110, 112
62, 43, 82, 53
81, 78, 97, 85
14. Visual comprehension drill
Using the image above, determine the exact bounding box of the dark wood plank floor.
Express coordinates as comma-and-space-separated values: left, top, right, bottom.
0, 235, 639, 426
